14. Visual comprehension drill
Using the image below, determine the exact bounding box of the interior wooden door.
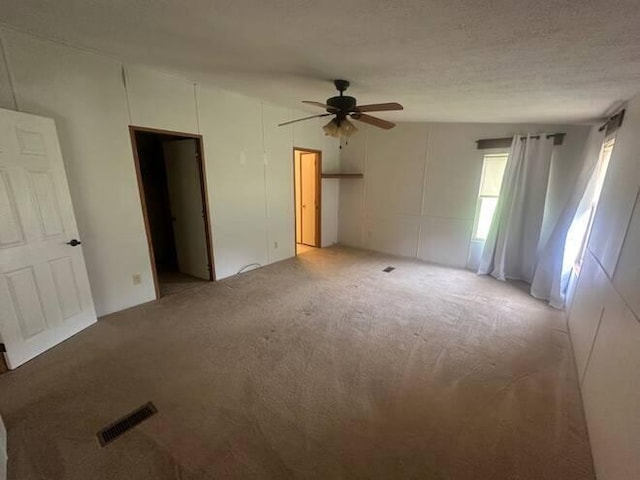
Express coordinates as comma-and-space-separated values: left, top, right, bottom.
163, 139, 210, 280
300, 152, 318, 246
294, 151, 302, 244
0, 108, 97, 369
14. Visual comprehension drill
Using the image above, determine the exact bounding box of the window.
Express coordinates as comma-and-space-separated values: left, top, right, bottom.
473, 153, 508, 241
564, 137, 615, 274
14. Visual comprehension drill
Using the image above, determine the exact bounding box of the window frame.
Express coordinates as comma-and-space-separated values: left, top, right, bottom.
472, 150, 509, 242
573, 136, 616, 274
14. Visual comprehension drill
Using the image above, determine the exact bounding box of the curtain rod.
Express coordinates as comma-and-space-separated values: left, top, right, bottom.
599, 109, 625, 134
476, 133, 565, 150
520, 133, 565, 140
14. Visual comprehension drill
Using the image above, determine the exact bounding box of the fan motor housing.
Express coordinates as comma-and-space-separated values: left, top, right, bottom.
327, 95, 356, 112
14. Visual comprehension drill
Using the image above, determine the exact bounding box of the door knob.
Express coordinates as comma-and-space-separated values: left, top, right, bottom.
66, 239, 82, 247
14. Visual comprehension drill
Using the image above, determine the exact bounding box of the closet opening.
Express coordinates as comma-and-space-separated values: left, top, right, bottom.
130, 127, 215, 297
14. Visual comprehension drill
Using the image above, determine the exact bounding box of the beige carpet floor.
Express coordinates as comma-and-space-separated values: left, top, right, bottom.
0, 246, 594, 479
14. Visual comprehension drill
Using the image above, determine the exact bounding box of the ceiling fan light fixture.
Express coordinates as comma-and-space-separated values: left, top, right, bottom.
340, 118, 358, 137
322, 118, 340, 137
322, 118, 358, 138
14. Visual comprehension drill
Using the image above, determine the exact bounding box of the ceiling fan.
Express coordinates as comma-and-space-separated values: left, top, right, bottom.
278, 79, 403, 138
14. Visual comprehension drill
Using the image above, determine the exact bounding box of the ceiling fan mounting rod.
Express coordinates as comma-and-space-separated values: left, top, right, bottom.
334, 79, 350, 96
328, 79, 356, 112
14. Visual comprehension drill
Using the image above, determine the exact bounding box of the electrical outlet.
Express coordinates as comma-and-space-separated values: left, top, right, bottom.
132, 273, 142, 285
273, 241, 278, 249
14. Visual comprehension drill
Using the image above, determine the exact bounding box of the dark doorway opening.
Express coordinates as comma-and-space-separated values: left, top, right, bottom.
130, 127, 215, 297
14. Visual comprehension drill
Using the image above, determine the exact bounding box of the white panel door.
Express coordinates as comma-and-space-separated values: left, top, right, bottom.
0, 108, 97, 369
163, 139, 210, 280
300, 153, 317, 246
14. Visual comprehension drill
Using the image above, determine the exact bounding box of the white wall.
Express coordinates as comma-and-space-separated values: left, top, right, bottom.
0, 414, 5, 480
338, 122, 590, 268
567, 94, 640, 480
0, 36, 15, 111
0, 28, 338, 316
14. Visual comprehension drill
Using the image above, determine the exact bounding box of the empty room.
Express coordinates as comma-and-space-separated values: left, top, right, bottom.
0, 2, 639, 479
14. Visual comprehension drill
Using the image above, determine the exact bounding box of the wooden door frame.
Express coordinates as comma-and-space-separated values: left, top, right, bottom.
293, 147, 322, 251
129, 126, 216, 299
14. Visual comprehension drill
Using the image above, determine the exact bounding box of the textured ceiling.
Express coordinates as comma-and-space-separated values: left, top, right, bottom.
1, 0, 640, 123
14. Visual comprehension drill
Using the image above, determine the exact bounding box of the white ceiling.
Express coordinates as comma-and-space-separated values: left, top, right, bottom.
1, 0, 640, 123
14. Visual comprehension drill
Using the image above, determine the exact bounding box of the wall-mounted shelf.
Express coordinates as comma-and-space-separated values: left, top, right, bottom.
321, 173, 363, 179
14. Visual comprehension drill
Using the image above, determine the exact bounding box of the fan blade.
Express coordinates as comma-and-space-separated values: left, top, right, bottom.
302, 101, 332, 110
278, 113, 331, 127
352, 102, 403, 113
350, 113, 395, 130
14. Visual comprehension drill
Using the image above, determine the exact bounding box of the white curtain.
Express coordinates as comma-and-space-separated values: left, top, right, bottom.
478, 135, 554, 282
530, 127, 605, 308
